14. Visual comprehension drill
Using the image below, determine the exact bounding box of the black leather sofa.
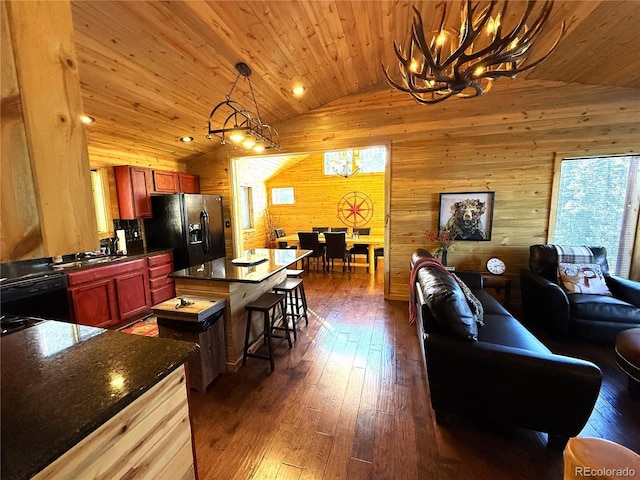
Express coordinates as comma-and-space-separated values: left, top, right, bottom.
411, 249, 602, 449
520, 245, 640, 342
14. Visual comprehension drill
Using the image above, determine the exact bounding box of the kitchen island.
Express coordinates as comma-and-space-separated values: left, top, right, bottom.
171, 248, 311, 371
1, 320, 198, 480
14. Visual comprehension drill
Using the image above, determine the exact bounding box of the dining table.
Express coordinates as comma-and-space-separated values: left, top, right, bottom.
277, 233, 384, 272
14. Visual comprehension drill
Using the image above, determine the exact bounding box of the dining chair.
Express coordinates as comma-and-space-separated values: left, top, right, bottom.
330, 227, 348, 232
374, 247, 384, 267
312, 227, 329, 233
274, 228, 296, 249
297, 232, 325, 271
349, 227, 371, 271
324, 232, 350, 274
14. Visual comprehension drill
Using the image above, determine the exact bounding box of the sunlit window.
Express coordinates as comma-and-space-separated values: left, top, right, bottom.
323, 146, 386, 176
551, 155, 639, 277
91, 169, 112, 236
240, 186, 254, 229
271, 187, 294, 205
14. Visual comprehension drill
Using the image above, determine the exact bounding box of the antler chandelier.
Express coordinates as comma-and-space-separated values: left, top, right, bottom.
207, 62, 281, 153
327, 150, 362, 178
382, 1, 565, 104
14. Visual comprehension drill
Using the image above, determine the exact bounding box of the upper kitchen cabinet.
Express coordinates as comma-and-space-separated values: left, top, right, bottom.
114, 166, 153, 219
153, 170, 179, 193
178, 173, 200, 194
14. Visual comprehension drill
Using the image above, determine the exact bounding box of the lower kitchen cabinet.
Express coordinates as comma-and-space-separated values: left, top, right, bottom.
68, 258, 151, 328
147, 252, 176, 305
68, 279, 119, 328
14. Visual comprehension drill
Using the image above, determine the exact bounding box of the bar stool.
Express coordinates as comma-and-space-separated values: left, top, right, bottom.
243, 292, 291, 372
273, 277, 309, 342
286, 268, 309, 316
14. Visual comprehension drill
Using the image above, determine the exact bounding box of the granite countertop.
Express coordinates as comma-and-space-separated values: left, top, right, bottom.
0, 320, 198, 480
171, 248, 311, 283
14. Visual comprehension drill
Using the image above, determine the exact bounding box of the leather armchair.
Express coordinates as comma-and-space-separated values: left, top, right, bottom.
520, 245, 640, 342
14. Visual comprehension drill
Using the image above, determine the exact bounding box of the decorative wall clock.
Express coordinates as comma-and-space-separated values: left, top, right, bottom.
486, 257, 506, 275
337, 191, 373, 228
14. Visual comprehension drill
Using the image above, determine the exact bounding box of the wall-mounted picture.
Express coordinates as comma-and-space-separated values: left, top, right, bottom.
438, 191, 495, 241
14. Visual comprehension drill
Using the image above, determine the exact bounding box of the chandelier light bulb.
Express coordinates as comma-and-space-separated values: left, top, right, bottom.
229, 129, 245, 143
242, 138, 256, 149
253, 143, 265, 153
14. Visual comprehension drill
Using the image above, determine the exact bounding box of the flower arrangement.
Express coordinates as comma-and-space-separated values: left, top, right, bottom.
424, 225, 459, 265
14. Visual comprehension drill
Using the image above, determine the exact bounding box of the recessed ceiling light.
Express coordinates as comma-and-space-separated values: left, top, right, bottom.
179, 136, 194, 143
291, 85, 305, 97
80, 115, 95, 124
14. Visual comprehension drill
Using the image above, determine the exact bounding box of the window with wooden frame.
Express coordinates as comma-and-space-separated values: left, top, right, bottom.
240, 185, 254, 230
549, 154, 639, 277
91, 168, 113, 239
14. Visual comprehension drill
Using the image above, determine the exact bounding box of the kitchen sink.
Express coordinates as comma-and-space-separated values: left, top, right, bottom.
52, 255, 128, 269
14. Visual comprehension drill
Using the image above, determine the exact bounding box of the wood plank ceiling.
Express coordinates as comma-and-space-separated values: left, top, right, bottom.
69, 0, 640, 163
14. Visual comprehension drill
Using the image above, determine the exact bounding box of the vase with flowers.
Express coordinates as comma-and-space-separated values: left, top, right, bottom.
424, 225, 459, 266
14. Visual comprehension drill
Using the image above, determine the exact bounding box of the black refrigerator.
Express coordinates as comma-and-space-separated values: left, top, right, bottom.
144, 194, 226, 270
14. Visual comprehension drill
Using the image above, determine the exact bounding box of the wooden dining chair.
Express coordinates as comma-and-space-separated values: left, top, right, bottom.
349, 227, 371, 271
312, 227, 329, 233
324, 232, 350, 274
330, 227, 348, 232
274, 228, 296, 249
297, 232, 325, 271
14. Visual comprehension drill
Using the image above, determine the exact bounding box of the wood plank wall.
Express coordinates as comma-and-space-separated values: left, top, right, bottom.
2, 0, 98, 261
189, 78, 640, 304
266, 152, 385, 240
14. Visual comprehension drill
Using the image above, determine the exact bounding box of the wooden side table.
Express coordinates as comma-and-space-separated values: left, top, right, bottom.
480, 273, 512, 308
152, 295, 226, 392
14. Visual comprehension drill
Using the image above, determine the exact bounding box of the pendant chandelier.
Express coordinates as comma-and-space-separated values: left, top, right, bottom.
207, 62, 281, 153
329, 150, 362, 178
382, 1, 565, 104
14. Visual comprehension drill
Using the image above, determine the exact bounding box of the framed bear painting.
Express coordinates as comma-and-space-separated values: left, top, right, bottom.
438, 191, 495, 241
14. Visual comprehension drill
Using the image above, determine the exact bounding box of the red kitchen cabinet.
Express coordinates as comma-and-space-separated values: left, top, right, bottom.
68, 258, 151, 328
153, 170, 179, 193
114, 166, 153, 219
178, 173, 200, 193
68, 278, 119, 328
147, 252, 176, 305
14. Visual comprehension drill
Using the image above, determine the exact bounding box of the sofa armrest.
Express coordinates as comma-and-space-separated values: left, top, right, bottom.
424, 334, 602, 437
520, 269, 571, 338
606, 275, 640, 307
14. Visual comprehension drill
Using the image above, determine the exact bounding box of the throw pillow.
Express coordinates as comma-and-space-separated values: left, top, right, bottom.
558, 262, 612, 296
452, 273, 484, 326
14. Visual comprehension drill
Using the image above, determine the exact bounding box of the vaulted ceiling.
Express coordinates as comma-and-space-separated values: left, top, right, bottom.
70, 0, 640, 163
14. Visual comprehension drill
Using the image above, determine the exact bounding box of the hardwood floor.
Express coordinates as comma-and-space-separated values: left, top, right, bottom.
188, 269, 640, 480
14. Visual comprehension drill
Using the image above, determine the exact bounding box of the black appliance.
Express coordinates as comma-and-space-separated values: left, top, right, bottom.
1, 314, 45, 336
0, 258, 70, 321
144, 194, 225, 270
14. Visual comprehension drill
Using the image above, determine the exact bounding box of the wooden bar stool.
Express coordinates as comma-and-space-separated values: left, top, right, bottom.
242, 292, 291, 372
286, 269, 308, 313
273, 277, 309, 342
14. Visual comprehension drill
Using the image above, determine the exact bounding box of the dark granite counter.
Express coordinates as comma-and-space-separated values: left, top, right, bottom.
171, 248, 311, 283
0, 320, 197, 480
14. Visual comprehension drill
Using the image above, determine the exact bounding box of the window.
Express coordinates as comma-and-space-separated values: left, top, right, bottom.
551, 155, 639, 277
271, 187, 294, 205
91, 168, 113, 238
240, 186, 254, 229
324, 146, 386, 176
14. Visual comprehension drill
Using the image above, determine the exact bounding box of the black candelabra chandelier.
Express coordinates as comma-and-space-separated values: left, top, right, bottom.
207, 62, 281, 153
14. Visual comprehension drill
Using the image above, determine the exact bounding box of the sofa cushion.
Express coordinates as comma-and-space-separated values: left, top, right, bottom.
478, 314, 551, 354
569, 294, 640, 323
417, 265, 478, 341
558, 263, 612, 296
